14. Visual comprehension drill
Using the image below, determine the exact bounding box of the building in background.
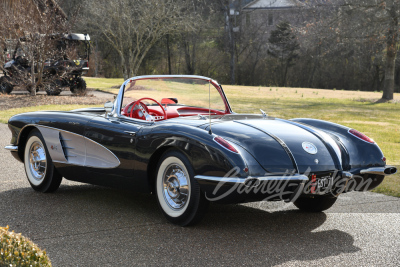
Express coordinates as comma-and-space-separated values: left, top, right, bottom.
242, 0, 306, 33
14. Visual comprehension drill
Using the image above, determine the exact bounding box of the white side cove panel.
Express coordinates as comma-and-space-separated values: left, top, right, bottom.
85, 138, 120, 168
37, 126, 120, 169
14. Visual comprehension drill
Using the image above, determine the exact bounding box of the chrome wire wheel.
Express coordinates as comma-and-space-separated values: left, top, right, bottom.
162, 163, 190, 210
28, 140, 47, 184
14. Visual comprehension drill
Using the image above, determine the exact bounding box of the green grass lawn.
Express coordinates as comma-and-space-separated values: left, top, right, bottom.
2, 77, 399, 197
85, 77, 124, 93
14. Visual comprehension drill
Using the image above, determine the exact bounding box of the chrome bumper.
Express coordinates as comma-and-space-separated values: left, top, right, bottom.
194, 174, 309, 203
360, 166, 397, 176
4, 145, 18, 152
195, 174, 309, 184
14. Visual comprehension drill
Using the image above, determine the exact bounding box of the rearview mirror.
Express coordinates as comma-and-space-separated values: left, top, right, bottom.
104, 101, 113, 118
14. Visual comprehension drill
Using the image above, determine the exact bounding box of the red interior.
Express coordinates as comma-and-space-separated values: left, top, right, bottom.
122, 99, 228, 120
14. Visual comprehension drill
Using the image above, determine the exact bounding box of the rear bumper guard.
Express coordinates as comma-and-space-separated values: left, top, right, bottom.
4, 145, 18, 152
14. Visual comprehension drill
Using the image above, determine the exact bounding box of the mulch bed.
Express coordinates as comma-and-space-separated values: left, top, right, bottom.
0, 93, 106, 111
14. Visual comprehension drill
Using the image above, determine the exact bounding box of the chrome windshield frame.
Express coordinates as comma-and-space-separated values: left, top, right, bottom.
111, 75, 233, 118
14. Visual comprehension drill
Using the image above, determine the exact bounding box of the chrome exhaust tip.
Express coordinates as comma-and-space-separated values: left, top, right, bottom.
384, 167, 397, 175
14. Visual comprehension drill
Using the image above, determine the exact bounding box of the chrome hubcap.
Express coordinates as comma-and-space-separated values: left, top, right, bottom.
163, 164, 189, 210
28, 141, 47, 181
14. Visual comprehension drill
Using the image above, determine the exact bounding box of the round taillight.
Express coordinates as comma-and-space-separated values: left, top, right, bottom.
214, 136, 239, 153
348, 129, 375, 144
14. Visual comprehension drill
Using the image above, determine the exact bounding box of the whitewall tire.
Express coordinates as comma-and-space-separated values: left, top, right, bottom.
156, 150, 208, 226
24, 129, 62, 193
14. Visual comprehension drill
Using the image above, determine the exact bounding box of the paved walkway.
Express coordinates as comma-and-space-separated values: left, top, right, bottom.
10, 89, 115, 99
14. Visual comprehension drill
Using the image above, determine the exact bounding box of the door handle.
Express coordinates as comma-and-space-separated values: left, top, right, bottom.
124, 131, 136, 136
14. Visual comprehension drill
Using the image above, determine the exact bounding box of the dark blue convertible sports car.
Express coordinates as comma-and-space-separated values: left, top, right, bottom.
5, 75, 397, 226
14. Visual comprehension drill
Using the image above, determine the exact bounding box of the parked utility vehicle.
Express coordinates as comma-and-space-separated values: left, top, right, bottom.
0, 33, 90, 95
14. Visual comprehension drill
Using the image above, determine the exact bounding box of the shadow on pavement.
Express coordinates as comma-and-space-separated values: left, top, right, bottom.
0, 183, 360, 265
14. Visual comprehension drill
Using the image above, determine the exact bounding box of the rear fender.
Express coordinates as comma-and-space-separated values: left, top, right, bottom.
291, 118, 386, 191
291, 118, 385, 168
140, 124, 252, 191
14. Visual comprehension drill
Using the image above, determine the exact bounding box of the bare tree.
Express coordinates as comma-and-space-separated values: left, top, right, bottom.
301, 0, 400, 100
268, 21, 300, 87
0, 0, 68, 95
83, 0, 199, 80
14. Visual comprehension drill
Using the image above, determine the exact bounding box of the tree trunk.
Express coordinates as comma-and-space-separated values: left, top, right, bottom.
382, 6, 398, 100
30, 57, 36, 96
280, 52, 285, 87
166, 34, 172, 75
283, 59, 290, 87
192, 37, 196, 75
128, 49, 135, 78
226, 3, 235, 85
382, 44, 397, 100
308, 43, 320, 88
308, 61, 317, 88
120, 53, 128, 80
95, 39, 99, 77
372, 65, 379, 91
183, 37, 193, 74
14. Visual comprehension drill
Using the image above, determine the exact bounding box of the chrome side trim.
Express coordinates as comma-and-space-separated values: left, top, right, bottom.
194, 174, 309, 183
124, 131, 136, 136
360, 166, 397, 176
4, 145, 18, 152
195, 176, 242, 183
258, 175, 309, 181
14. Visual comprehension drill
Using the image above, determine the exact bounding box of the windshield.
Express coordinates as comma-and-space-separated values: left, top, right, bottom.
121, 77, 227, 119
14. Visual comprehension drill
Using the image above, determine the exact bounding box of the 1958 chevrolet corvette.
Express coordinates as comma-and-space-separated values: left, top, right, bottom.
5, 75, 397, 226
